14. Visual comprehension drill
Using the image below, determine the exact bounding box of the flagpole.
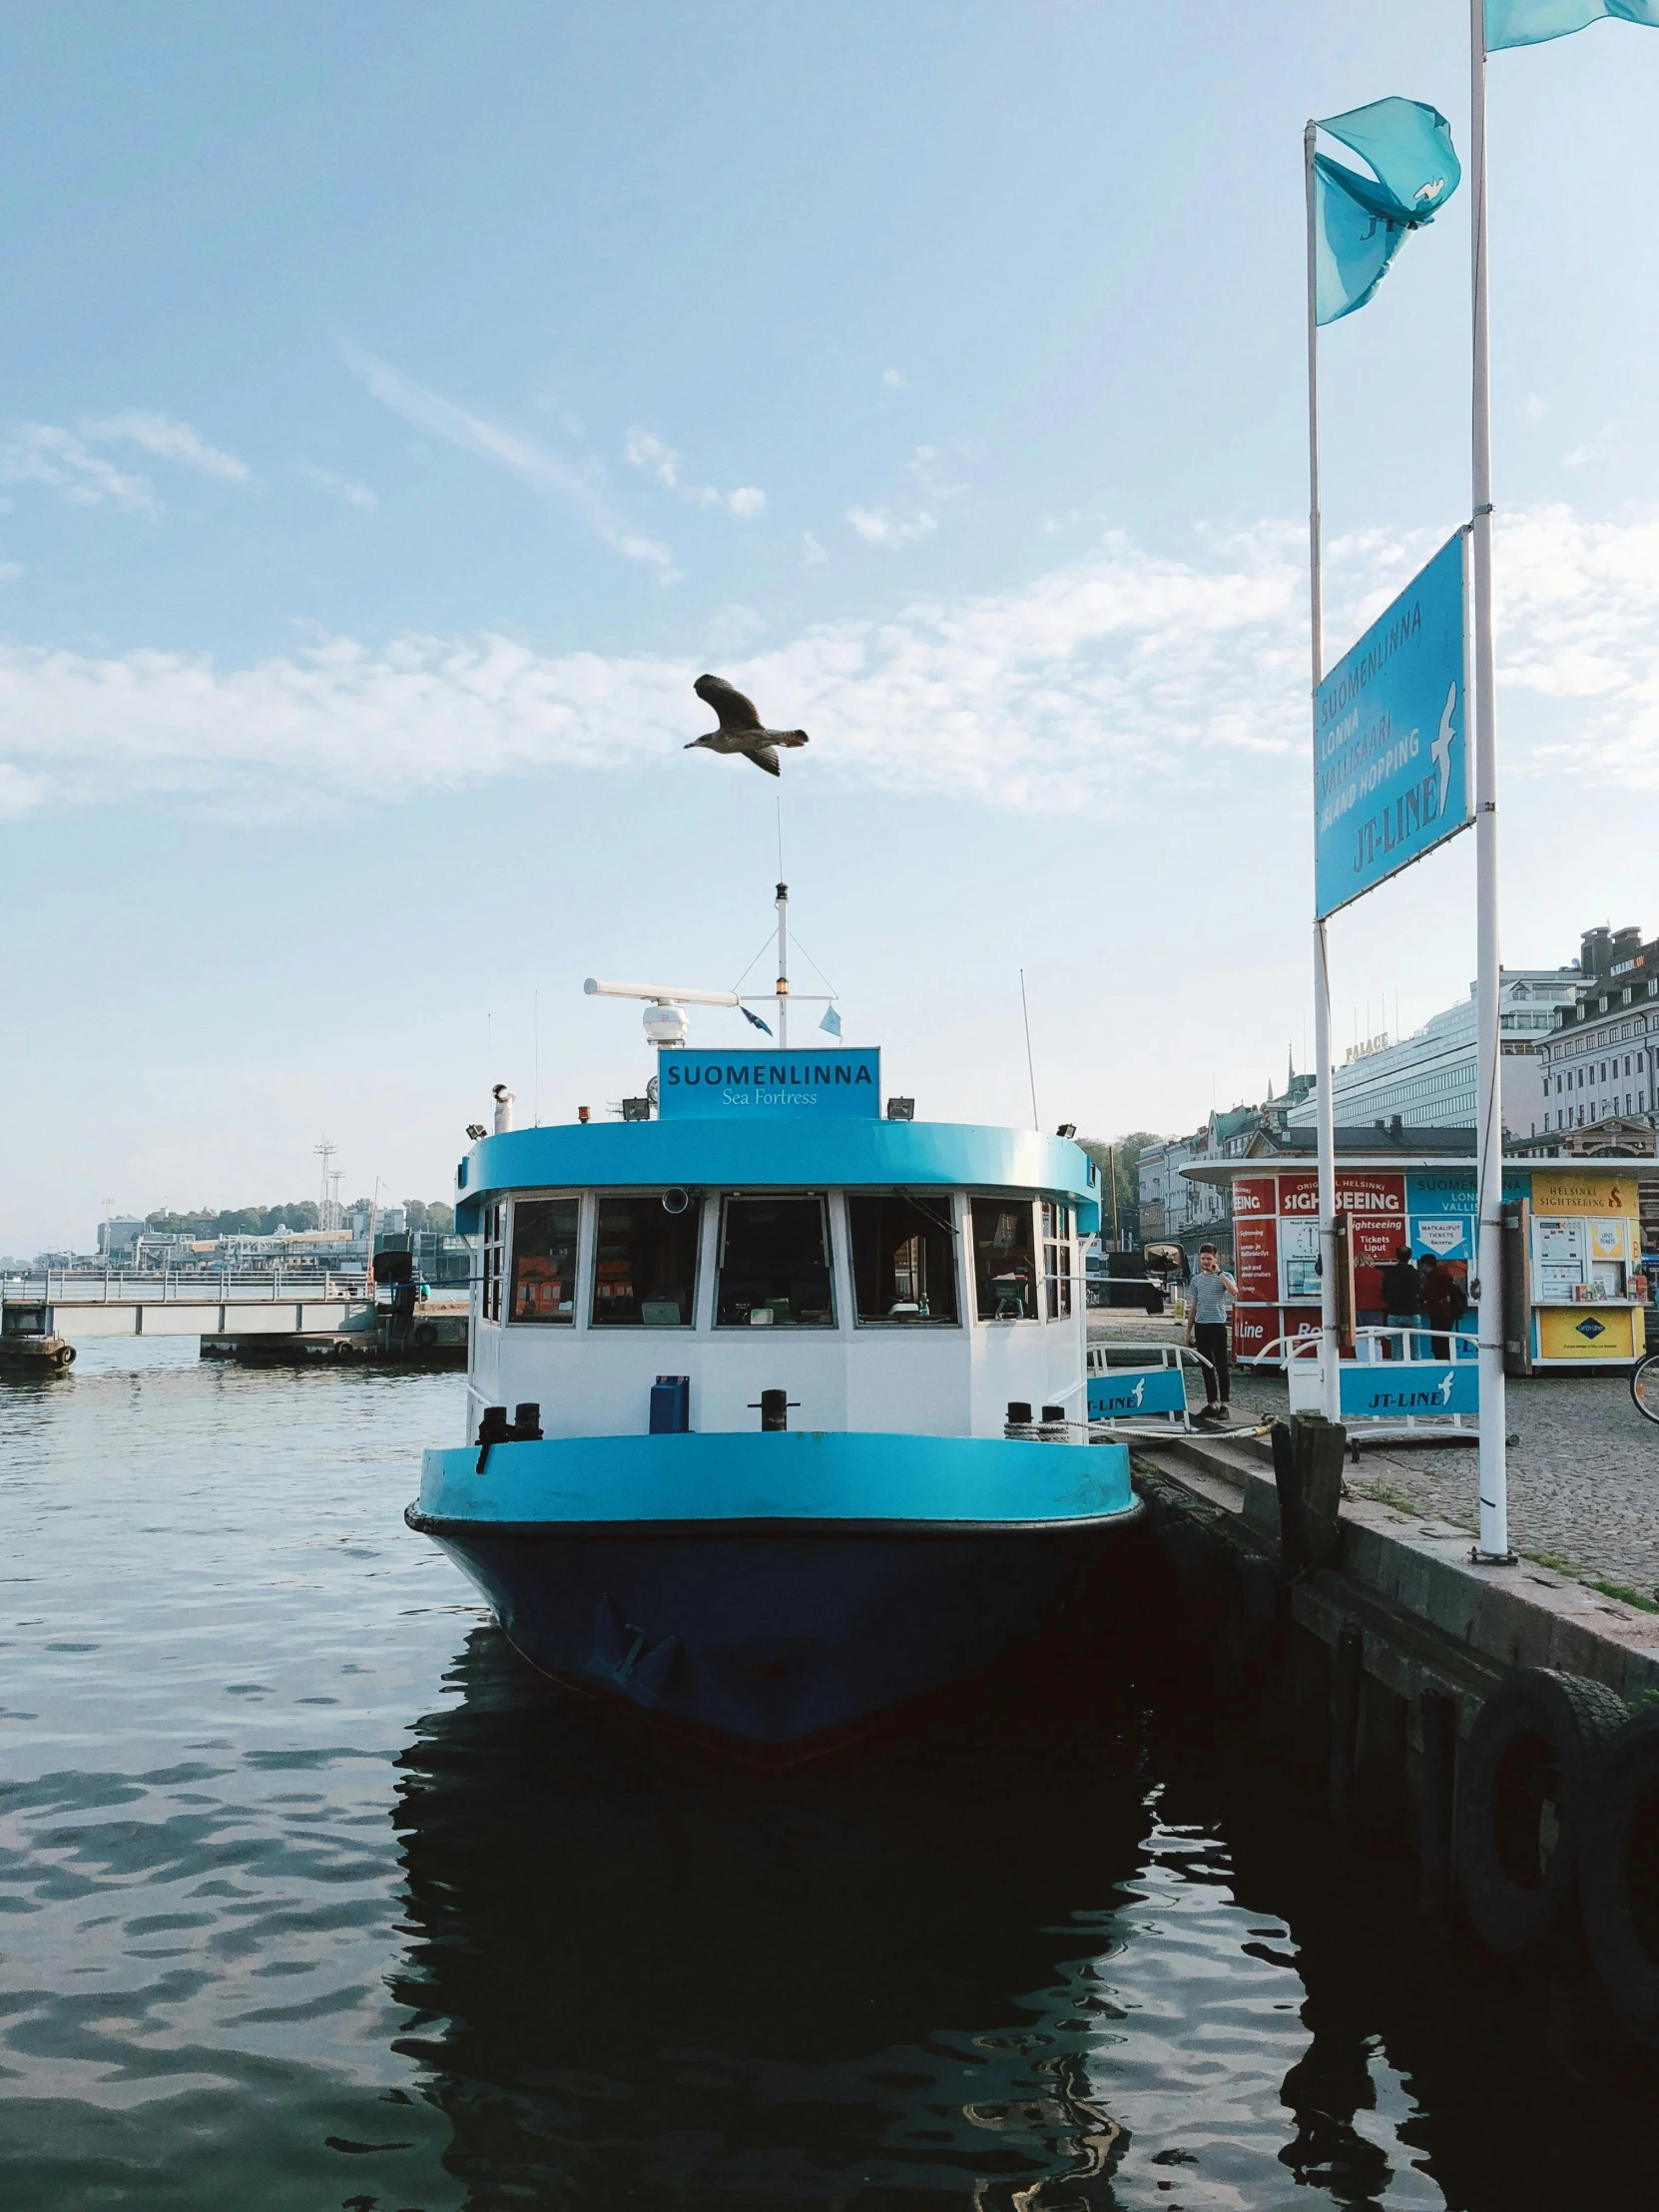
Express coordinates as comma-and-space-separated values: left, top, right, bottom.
1469, 0, 1510, 1560
775, 878, 790, 1048
1306, 118, 1341, 1422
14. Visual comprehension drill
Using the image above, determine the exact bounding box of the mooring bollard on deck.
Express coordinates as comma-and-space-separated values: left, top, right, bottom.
1272, 1412, 1348, 1585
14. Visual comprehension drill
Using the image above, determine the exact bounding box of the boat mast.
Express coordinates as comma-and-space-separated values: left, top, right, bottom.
775, 879, 790, 1048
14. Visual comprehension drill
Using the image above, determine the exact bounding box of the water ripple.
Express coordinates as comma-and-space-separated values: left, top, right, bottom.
1, 1340, 1651, 2209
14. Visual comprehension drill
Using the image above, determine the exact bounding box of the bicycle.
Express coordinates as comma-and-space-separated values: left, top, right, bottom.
1630, 1349, 1659, 1424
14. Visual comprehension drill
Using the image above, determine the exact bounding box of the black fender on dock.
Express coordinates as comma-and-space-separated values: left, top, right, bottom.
1578, 1706, 1659, 2046
1453, 1666, 1629, 1957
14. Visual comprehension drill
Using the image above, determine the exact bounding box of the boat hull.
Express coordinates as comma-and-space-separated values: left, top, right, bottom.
408, 1512, 1135, 1757
408, 1430, 1139, 1758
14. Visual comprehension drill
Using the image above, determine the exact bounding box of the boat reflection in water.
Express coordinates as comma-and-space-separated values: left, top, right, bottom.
388, 1624, 1638, 2210
390, 1624, 1151, 2209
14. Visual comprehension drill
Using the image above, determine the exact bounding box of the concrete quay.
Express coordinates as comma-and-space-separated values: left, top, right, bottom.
1223, 1367, 1659, 1607
1135, 1427, 1659, 1705
1129, 1418, 1659, 1892
1087, 1306, 1659, 1605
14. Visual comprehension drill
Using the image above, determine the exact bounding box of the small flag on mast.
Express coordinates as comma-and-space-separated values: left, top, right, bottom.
1313, 98, 1461, 325
740, 1004, 774, 1036
819, 1004, 842, 1038
1486, 0, 1659, 48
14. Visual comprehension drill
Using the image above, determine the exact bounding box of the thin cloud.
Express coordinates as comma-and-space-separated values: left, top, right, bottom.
0, 425, 156, 512
846, 505, 936, 548
346, 345, 671, 570
0, 507, 1652, 820
907, 444, 968, 502
299, 460, 378, 512
624, 426, 766, 517
625, 427, 680, 488
84, 411, 250, 483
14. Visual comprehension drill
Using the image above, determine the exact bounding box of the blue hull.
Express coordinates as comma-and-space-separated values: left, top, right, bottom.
409, 1517, 1133, 1755
409, 1431, 1140, 1758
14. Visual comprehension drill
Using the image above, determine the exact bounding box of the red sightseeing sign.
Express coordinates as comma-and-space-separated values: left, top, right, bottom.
1279, 1172, 1320, 1215
1272, 1170, 1403, 1223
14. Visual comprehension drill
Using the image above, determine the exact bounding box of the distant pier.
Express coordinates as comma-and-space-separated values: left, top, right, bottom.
1, 1271, 466, 1367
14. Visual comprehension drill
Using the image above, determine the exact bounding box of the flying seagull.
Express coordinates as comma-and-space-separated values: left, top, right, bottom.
686, 673, 810, 778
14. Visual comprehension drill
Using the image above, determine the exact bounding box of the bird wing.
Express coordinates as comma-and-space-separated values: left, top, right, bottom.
747, 744, 781, 777
694, 673, 763, 732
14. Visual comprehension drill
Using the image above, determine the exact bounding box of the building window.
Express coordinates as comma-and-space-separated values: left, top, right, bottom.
971, 1198, 1037, 1320
510, 1197, 579, 1324
847, 1193, 959, 1324
715, 1197, 834, 1327
1041, 1201, 1073, 1320
482, 1201, 505, 1323
590, 1194, 700, 1326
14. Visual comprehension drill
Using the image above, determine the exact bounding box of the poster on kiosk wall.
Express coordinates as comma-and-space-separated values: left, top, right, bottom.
1234, 1215, 1279, 1304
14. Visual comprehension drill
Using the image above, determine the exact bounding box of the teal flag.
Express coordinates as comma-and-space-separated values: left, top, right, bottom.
1487, 0, 1659, 48
1313, 99, 1461, 326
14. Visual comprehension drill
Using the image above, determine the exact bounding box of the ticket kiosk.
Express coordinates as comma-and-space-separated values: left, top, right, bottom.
1187, 1154, 1646, 1373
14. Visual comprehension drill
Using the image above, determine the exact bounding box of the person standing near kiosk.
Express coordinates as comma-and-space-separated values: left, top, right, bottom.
1381, 1243, 1421, 1359
1187, 1244, 1239, 1424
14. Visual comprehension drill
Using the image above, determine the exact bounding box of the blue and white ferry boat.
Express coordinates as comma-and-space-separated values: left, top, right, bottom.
408, 889, 1139, 1759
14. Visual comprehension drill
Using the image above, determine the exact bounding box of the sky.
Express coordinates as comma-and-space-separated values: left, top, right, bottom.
3, 0, 1658, 1253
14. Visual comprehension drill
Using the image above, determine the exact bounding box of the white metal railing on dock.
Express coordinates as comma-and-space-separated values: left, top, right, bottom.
1279, 1326, 1480, 1439
1, 1269, 370, 1306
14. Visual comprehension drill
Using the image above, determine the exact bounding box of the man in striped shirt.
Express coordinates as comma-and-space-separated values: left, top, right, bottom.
1185, 1244, 1239, 1423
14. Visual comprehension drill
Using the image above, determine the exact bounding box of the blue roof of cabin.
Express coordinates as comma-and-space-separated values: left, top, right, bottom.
455, 1120, 1099, 1234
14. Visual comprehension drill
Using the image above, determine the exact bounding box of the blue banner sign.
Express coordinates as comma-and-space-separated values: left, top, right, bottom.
1088, 1367, 1189, 1421
1404, 1170, 1475, 1217
657, 1047, 880, 1119
1315, 531, 1470, 918
1339, 1359, 1478, 1419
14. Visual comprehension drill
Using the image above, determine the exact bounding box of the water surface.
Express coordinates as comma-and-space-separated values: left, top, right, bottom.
1, 1340, 1650, 2208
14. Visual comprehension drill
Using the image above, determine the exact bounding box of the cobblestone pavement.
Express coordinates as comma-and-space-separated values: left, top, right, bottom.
1086, 1316, 1659, 1604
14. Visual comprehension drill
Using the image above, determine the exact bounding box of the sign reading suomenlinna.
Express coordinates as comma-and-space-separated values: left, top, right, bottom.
657, 1047, 881, 1119
1314, 530, 1471, 918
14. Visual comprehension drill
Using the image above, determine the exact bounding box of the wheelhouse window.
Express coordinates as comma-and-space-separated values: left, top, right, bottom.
971, 1198, 1036, 1320
1042, 1200, 1073, 1321
590, 1194, 701, 1326
510, 1197, 579, 1324
716, 1197, 834, 1328
482, 1202, 504, 1323
848, 1193, 959, 1325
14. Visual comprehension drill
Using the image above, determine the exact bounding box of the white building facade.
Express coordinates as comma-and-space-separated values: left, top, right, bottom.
1286, 966, 1580, 1139
1537, 925, 1659, 1142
